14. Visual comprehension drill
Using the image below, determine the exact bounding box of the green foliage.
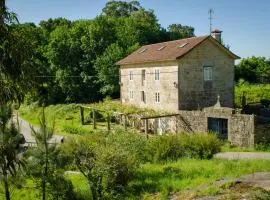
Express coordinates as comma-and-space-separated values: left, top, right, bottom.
235, 56, 270, 83
167, 24, 195, 40
128, 159, 270, 198
27, 107, 76, 199
0, 105, 26, 200
235, 84, 270, 107
102, 0, 142, 17
255, 137, 270, 152
148, 133, 221, 162
11, 1, 195, 105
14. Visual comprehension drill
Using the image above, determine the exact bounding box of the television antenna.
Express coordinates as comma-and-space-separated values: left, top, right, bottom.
208, 8, 214, 34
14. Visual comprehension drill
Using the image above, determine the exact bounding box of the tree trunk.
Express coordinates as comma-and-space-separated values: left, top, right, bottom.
3, 160, 11, 200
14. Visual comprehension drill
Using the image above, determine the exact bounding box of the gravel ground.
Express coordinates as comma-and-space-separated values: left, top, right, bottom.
12, 113, 64, 144
214, 152, 270, 160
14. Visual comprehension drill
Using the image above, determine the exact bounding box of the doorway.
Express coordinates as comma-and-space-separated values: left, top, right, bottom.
207, 117, 228, 140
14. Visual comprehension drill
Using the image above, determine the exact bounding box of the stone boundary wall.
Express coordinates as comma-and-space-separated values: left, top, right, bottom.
178, 108, 255, 148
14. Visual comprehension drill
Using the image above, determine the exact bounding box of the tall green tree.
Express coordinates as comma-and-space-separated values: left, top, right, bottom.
235, 56, 270, 83
0, 105, 25, 200
167, 23, 195, 40
102, 0, 142, 17
29, 108, 75, 200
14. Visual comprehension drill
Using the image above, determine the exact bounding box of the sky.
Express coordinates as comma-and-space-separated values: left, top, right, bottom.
6, 0, 270, 60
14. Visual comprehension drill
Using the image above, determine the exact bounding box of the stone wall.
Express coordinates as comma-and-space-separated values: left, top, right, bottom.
145, 107, 255, 148
178, 39, 235, 110
120, 61, 179, 112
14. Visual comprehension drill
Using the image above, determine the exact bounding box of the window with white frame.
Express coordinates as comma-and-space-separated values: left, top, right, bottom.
155, 92, 160, 103
129, 91, 134, 100
203, 66, 212, 81
141, 91, 146, 103
154, 69, 160, 80
129, 71, 134, 81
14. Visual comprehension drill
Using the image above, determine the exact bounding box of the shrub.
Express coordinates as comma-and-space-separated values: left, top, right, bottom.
62, 125, 85, 135
181, 133, 221, 159
149, 133, 221, 162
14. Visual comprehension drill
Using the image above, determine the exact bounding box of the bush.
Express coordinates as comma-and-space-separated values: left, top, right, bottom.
62, 125, 85, 135
149, 133, 221, 162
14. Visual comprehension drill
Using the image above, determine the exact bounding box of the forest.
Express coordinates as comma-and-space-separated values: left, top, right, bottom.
4, 0, 194, 105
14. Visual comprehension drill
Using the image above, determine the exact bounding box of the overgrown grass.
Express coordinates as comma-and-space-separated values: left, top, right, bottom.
18, 100, 166, 136
127, 159, 270, 199
235, 84, 270, 108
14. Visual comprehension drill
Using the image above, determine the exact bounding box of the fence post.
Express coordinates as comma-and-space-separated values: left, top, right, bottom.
124, 114, 127, 131
107, 114, 111, 132
92, 109, 96, 129
145, 119, 148, 139
80, 106, 84, 125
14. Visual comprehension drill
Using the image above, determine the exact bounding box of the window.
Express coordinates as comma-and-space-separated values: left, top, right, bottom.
141, 69, 146, 86
203, 66, 212, 81
141, 91, 146, 103
157, 46, 166, 51
138, 48, 147, 53
155, 92, 160, 103
178, 42, 188, 48
129, 71, 134, 81
154, 69, 160, 80
129, 91, 134, 100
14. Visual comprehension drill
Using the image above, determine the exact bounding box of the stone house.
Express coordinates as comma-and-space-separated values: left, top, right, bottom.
117, 30, 240, 112
117, 31, 270, 147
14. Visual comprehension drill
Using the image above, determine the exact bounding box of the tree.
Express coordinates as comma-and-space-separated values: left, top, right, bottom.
102, 0, 142, 17
94, 43, 124, 97
0, 105, 25, 200
167, 23, 195, 40
29, 108, 75, 200
235, 56, 270, 83
0, 0, 35, 104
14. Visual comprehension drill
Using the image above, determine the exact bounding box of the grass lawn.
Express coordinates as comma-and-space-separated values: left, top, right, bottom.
2, 159, 270, 200
127, 158, 270, 199
18, 101, 163, 137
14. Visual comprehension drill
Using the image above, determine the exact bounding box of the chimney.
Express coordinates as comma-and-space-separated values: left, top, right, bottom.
211, 29, 222, 43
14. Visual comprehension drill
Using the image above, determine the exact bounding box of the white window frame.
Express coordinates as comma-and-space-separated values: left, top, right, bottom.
129, 70, 134, 81
155, 92, 160, 103
129, 91, 134, 100
154, 69, 160, 81
203, 66, 213, 81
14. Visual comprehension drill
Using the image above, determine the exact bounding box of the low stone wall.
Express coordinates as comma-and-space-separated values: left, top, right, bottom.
177, 108, 255, 148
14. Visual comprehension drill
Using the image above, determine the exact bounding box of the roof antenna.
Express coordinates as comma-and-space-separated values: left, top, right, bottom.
208, 8, 214, 34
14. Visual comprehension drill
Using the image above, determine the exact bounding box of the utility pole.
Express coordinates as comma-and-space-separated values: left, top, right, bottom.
208, 8, 214, 34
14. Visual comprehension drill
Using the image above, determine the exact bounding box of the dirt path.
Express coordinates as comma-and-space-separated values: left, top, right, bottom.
214, 152, 270, 160
13, 113, 63, 144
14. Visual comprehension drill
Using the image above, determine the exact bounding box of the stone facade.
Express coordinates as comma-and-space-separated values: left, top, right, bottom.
120, 61, 179, 112
178, 39, 235, 110
146, 107, 255, 148
120, 38, 235, 112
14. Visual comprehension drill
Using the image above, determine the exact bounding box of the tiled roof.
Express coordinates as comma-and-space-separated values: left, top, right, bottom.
117, 35, 239, 65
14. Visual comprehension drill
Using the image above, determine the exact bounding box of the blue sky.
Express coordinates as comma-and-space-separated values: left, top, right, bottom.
7, 0, 270, 60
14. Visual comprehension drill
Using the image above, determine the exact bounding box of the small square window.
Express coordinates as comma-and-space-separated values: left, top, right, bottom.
203, 66, 212, 81
154, 69, 160, 80
155, 92, 160, 103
